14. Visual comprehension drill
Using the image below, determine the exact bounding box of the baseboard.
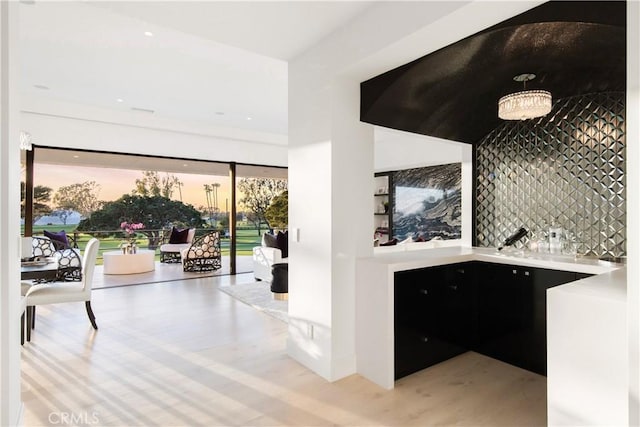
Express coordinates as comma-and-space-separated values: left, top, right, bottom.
286, 336, 331, 381
286, 336, 356, 382
329, 353, 356, 382
17, 402, 24, 427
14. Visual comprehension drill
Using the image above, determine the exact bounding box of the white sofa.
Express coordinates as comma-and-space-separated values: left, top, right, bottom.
253, 245, 287, 282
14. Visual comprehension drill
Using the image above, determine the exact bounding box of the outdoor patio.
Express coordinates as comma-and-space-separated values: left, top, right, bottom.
92, 255, 254, 289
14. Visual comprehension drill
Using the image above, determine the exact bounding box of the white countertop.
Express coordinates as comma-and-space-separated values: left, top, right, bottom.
362, 245, 624, 276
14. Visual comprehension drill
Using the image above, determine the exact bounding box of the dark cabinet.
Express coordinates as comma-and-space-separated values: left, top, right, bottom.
475, 263, 531, 370
394, 263, 474, 379
440, 263, 475, 350
394, 260, 592, 380
475, 263, 586, 375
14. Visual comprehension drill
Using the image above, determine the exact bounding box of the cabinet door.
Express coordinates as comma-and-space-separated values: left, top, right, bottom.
475, 263, 528, 369
394, 265, 471, 379
394, 267, 444, 379
439, 262, 475, 350
475, 263, 582, 375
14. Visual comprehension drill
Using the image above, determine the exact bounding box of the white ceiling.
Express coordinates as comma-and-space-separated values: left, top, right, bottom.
19, 1, 374, 137
87, 1, 375, 61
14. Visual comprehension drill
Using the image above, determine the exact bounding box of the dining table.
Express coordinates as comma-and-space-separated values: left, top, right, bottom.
20, 259, 59, 281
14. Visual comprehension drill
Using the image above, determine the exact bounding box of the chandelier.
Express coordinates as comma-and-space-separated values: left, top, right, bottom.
498, 73, 552, 120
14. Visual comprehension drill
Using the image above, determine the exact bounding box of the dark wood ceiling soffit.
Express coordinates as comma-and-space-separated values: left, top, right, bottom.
360, 1, 626, 145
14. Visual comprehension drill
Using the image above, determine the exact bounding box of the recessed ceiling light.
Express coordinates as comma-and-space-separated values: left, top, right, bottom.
34, 84, 49, 90
246, 117, 252, 121
117, 98, 124, 103
144, 31, 153, 37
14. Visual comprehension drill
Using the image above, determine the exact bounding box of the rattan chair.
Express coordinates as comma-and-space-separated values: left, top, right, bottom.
30, 236, 82, 282
31, 236, 58, 257
181, 231, 222, 272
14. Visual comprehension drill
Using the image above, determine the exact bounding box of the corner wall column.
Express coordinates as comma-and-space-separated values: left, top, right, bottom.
627, 0, 640, 423
0, 1, 24, 424
287, 69, 374, 380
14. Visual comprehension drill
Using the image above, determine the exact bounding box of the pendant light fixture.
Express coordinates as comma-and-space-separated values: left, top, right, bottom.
498, 73, 552, 120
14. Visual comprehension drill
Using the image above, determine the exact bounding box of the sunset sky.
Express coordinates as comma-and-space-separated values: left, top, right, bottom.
34, 164, 232, 213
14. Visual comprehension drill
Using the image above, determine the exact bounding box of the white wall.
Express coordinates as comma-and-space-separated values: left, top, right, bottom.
0, 2, 23, 425
288, 0, 542, 381
627, 0, 640, 424
287, 140, 334, 378
329, 78, 374, 378
287, 51, 375, 380
374, 127, 465, 171
461, 144, 473, 247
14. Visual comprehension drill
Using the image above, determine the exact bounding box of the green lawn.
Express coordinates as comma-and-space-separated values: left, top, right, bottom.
23, 224, 265, 264
235, 227, 264, 255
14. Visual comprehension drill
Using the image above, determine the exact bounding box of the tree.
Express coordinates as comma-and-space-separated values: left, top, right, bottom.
265, 191, 288, 230
77, 195, 205, 249
218, 214, 229, 230
53, 209, 73, 225
203, 183, 221, 226
53, 181, 102, 218
21, 182, 53, 220
134, 171, 182, 199
237, 178, 287, 234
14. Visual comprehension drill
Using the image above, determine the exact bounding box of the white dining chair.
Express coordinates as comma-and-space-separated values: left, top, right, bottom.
20, 236, 33, 259
20, 296, 28, 345
23, 238, 100, 342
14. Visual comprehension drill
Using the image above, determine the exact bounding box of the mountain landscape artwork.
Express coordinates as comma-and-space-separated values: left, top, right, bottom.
392, 163, 461, 241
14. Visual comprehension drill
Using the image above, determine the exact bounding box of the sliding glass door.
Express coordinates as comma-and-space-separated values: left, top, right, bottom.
23, 146, 284, 276
234, 164, 288, 274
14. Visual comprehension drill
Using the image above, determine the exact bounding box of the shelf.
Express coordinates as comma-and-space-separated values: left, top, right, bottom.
374, 174, 391, 243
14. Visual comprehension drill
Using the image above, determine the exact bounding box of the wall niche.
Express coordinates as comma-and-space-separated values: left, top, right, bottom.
475, 92, 626, 259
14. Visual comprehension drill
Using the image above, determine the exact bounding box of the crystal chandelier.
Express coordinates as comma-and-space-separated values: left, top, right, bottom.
498, 74, 552, 120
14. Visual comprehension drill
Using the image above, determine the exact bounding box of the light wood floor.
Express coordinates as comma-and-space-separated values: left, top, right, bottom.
21, 274, 547, 426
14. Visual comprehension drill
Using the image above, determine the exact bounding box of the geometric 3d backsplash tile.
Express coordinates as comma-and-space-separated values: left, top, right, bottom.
476, 92, 625, 259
